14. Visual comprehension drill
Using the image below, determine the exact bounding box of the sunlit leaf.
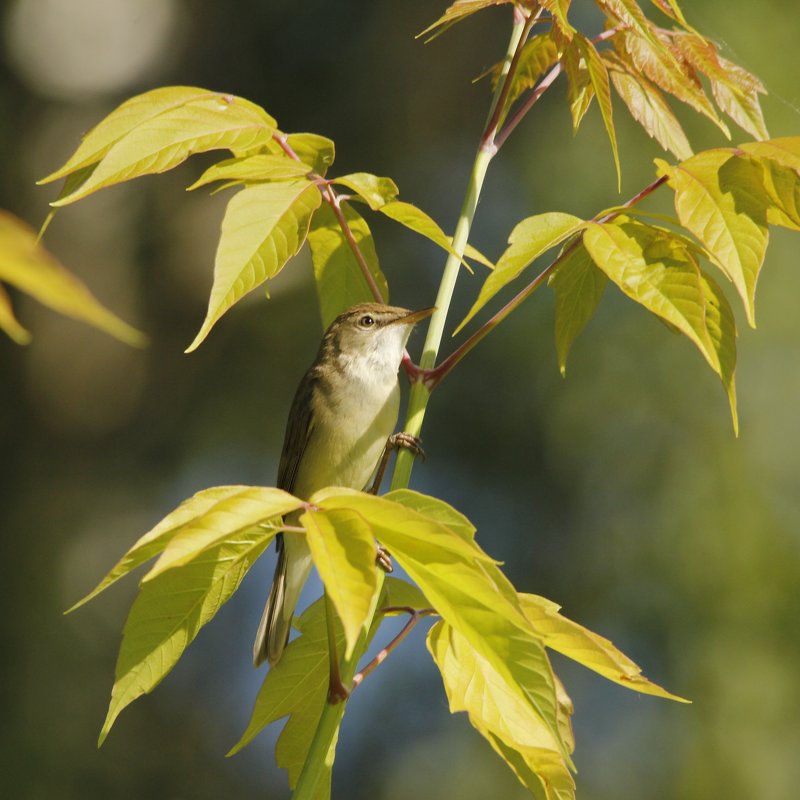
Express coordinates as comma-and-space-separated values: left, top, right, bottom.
562, 41, 595, 131
271, 132, 336, 176
519, 594, 689, 701
419, 0, 513, 41
301, 508, 379, 658
186, 180, 322, 352
333, 173, 399, 210
671, 32, 768, 140
380, 575, 431, 612
0, 283, 30, 344
307, 202, 387, 328
311, 488, 571, 765
428, 620, 574, 800
583, 217, 738, 428
44, 90, 276, 205
0, 211, 144, 346
615, 29, 730, 137
68, 486, 300, 612
540, 0, 575, 41
143, 488, 301, 581
459, 212, 585, 332
752, 160, 800, 231
740, 136, 800, 173
187, 154, 312, 191
384, 488, 476, 542
576, 33, 621, 190
487, 734, 575, 800
656, 150, 768, 327
548, 242, 608, 376
491, 34, 559, 113
99, 526, 274, 744
378, 200, 477, 268
604, 52, 692, 160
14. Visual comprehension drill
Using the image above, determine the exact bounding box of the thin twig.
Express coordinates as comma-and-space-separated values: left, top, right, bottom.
351, 608, 437, 690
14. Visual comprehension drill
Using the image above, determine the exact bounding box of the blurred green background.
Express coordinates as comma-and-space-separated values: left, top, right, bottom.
2, 1, 799, 798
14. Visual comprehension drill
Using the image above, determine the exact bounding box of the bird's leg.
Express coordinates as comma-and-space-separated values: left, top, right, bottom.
370, 433, 426, 573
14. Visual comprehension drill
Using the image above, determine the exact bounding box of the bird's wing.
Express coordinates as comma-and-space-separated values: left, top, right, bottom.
277, 369, 317, 493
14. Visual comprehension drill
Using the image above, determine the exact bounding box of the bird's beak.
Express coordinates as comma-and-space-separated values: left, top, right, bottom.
394, 307, 436, 326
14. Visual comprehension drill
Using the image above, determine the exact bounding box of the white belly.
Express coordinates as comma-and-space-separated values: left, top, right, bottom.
293, 377, 400, 498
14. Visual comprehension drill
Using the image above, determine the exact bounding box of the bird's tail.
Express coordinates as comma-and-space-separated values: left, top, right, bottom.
253, 533, 312, 667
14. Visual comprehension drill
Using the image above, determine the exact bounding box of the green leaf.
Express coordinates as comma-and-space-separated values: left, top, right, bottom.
68, 486, 299, 612
563, 41, 595, 131
418, 0, 513, 41
187, 154, 312, 191
311, 488, 571, 766
491, 34, 560, 113
143, 487, 301, 581
459, 212, 585, 332
740, 137, 800, 174
307, 202, 388, 329
576, 33, 621, 190
753, 160, 800, 231
99, 526, 274, 744
519, 594, 689, 701
186, 180, 322, 352
378, 200, 478, 268
333, 173, 399, 210
548, 242, 608, 376
380, 575, 431, 612
0, 210, 144, 346
428, 620, 574, 800
271, 133, 336, 176
300, 508, 379, 658
44, 89, 276, 205
604, 52, 693, 161
0, 283, 31, 344
384, 488, 476, 542
656, 150, 768, 327
583, 217, 738, 429
540, 0, 575, 41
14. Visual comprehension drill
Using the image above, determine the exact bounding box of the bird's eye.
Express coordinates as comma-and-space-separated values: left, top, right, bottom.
359, 315, 375, 328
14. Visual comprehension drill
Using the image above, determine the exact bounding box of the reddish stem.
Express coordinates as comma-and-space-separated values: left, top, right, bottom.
423, 174, 669, 389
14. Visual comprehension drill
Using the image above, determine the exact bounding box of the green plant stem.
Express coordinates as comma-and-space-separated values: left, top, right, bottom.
391, 11, 529, 490
291, 14, 530, 800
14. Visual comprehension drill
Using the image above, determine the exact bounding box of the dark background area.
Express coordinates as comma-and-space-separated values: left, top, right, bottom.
2, 1, 799, 798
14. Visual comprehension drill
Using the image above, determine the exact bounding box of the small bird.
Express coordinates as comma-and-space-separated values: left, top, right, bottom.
253, 302, 435, 667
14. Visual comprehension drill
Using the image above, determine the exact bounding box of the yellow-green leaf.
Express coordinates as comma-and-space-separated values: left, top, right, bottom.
605, 52, 692, 160
333, 173, 399, 210
519, 594, 689, 701
380, 575, 431, 612
67, 486, 299, 612
459, 212, 585, 332
548, 242, 608, 376
311, 488, 571, 765
540, 0, 575, 41
491, 34, 560, 114
143, 487, 301, 581
46, 90, 276, 205
0, 211, 144, 346
418, 0, 513, 41
300, 507, 379, 658
378, 200, 477, 269
271, 133, 336, 176
99, 526, 273, 744
428, 620, 574, 800
563, 41, 595, 131
186, 180, 322, 352
384, 488, 476, 542
307, 201, 388, 329
187, 154, 312, 191
576, 33, 621, 190
740, 137, 800, 173
0, 283, 31, 344
754, 160, 800, 231
657, 150, 768, 327
583, 217, 738, 428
